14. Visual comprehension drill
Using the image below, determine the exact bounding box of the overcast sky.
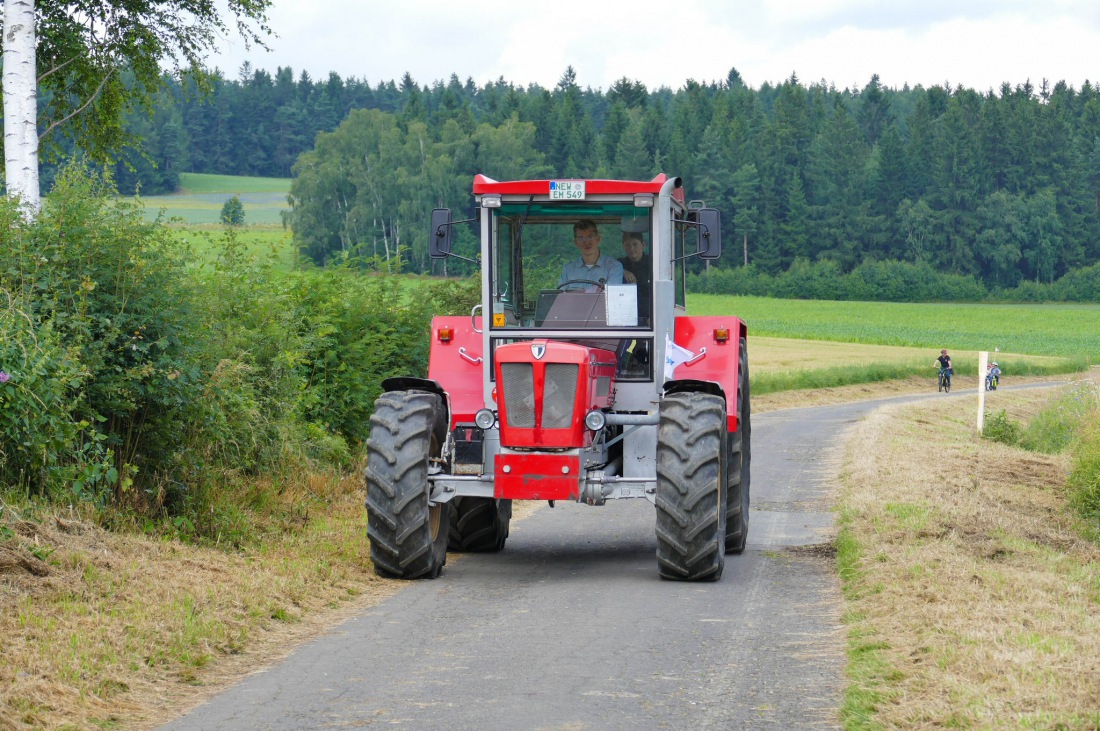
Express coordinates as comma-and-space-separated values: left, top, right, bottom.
207, 0, 1100, 92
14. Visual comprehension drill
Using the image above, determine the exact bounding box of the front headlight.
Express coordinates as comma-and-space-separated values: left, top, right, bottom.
475, 408, 497, 430
584, 410, 606, 431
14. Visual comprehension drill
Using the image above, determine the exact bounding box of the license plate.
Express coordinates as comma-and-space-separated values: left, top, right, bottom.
549, 180, 585, 200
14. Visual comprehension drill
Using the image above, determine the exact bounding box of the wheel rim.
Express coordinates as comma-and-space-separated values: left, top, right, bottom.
428, 503, 442, 541
428, 432, 442, 541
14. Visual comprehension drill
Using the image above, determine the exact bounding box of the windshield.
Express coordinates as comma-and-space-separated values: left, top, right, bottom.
490, 203, 653, 331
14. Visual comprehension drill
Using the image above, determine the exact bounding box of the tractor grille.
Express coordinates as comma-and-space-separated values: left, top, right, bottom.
500, 361, 580, 430
542, 364, 579, 429
501, 363, 535, 428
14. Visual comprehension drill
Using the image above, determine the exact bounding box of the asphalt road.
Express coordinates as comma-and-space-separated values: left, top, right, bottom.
159, 390, 1014, 731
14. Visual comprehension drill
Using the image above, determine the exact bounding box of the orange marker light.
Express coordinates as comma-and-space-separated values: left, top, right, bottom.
713, 327, 730, 343
437, 326, 454, 342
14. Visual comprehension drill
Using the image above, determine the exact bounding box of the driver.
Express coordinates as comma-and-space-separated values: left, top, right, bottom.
559, 220, 624, 291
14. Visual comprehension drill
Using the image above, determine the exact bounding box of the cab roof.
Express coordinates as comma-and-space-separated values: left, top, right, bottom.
473, 173, 685, 203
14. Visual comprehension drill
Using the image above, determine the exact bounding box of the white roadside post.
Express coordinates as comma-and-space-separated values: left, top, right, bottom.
977, 351, 988, 433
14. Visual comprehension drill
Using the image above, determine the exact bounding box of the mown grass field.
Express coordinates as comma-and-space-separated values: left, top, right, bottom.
136, 172, 291, 225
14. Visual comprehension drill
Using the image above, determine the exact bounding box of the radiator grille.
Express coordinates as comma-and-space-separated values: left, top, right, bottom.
543, 364, 579, 429
501, 363, 535, 427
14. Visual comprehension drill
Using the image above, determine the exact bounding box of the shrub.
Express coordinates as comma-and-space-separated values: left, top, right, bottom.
982, 410, 1022, 446
15, 167, 202, 491
0, 291, 102, 496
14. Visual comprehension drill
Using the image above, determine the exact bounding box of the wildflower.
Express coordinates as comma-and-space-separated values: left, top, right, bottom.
0, 371, 10, 384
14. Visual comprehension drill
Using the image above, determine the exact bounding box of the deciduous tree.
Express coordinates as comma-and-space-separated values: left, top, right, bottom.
1, 0, 272, 214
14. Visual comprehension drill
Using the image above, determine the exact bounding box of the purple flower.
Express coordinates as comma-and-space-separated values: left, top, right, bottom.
0, 371, 9, 384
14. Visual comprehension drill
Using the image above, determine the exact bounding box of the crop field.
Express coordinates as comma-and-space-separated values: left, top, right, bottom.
690, 294, 1100, 358
135, 173, 291, 225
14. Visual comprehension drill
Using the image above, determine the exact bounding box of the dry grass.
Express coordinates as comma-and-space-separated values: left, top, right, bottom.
0, 475, 546, 731
836, 381, 1100, 728
750, 337, 930, 373
0, 473, 404, 731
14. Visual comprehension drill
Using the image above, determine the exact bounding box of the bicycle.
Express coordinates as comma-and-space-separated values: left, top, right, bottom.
938, 367, 952, 393
986, 373, 999, 391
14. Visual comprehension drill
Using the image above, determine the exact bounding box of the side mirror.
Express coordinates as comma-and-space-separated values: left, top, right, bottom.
696, 208, 722, 260
430, 208, 453, 259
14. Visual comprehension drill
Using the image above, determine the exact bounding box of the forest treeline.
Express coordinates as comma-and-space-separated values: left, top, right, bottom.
68, 64, 1100, 296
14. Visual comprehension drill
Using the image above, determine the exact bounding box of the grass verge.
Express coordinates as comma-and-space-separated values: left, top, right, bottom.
0, 470, 400, 730
835, 378, 1100, 728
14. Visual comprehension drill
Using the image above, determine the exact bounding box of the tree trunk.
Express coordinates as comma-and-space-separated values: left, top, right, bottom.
3, 0, 40, 215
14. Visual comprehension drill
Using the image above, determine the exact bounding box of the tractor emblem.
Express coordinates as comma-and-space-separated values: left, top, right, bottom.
531, 343, 546, 360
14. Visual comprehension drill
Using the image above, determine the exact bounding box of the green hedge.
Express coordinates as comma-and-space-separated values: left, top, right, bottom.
0, 166, 476, 535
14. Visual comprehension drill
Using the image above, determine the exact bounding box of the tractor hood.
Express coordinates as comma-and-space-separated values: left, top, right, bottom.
494, 339, 617, 449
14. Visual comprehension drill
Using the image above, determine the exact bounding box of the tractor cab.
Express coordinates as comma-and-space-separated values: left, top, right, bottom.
483, 199, 656, 379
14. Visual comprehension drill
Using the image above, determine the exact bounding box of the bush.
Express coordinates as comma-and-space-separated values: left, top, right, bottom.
2, 167, 204, 497
0, 291, 105, 496
982, 410, 1022, 446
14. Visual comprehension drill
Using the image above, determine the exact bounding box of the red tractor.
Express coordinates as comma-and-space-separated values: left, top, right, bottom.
365, 174, 750, 581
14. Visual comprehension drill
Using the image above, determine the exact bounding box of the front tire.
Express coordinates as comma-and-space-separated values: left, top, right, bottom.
725, 338, 751, 554
365, 391, 450, 579
448, 497, 512, 552
655, 392, 726, 581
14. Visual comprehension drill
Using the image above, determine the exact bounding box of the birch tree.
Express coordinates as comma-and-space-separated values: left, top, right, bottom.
2, 0, 39, 212
1, 0, 272, 216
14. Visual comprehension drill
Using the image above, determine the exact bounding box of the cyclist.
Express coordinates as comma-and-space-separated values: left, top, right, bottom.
935, 349, 953, 390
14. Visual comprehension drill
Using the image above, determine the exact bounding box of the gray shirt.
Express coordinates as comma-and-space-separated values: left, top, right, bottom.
559, 254, 624, 290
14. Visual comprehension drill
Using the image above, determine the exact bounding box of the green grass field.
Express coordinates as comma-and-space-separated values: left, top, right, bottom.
171, 226, 299, 271
177, 173, 293, 194
135, 173, 292, 225
690, 294, 1100, 358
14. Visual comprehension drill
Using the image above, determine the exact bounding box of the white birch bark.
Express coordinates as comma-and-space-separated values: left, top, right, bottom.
2, 0, 40, 215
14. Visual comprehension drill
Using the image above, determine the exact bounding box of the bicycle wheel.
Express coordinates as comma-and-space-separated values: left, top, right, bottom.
944, 375, 951, 393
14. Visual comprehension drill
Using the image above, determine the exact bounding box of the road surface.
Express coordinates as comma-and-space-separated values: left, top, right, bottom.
160, 392, 993, 730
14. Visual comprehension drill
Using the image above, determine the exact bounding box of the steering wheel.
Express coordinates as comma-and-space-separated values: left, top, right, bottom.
557, 279, 605, 291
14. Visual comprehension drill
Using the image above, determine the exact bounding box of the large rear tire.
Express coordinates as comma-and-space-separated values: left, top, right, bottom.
725, 337, 751, 554
655, 392, 726, 581
365, 391, 450, 579
448, 497, 512, 552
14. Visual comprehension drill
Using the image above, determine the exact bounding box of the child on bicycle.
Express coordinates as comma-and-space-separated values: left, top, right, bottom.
986, 361, 1001, 390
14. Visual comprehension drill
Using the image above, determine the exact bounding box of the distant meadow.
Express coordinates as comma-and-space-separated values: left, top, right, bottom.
137, 172, 291, 226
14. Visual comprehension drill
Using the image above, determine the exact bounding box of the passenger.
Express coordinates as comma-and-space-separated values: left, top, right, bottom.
620, 230, 652, 365
619, 231, 652, 310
